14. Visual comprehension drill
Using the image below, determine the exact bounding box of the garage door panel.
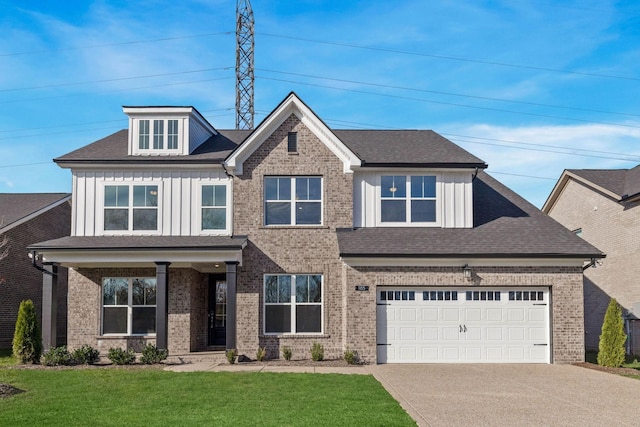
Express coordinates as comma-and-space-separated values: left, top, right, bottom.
377, 287, 550, 364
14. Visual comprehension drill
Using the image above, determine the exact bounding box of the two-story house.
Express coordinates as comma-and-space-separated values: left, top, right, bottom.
543, 166, 640, 355
31, 92, 601, 364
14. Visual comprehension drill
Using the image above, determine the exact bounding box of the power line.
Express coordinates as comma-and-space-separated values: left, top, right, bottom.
486, 171, 557, 181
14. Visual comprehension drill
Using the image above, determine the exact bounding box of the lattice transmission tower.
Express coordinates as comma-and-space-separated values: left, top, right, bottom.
235, 0, 254, 130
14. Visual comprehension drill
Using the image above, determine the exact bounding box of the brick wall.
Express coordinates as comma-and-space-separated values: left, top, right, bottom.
68, 267, 206, 354
547, 179, 640, 354
0, 202, 70, 348
343, 265, 585, 364
233, 115, 352, 360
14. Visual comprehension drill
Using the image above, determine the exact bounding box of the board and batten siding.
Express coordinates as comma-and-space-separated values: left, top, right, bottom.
71, 169, 231, 237
353, 170, 473, 228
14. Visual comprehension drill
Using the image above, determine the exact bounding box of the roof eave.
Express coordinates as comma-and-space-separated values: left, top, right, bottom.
361, 162, 488, 169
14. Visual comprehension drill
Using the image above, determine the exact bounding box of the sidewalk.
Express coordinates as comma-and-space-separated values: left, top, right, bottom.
165, 361, 370, 375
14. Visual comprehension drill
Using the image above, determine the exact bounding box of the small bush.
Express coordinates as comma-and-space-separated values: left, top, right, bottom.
282, 346, 292, 361
344, 349, 358, 365
12, 300, 42, 364
310, 342, 324, 362
598, 298, 627, 367
140, 344, 168, 365
107, 347, 136, 365
225, 348, 237, 364
42, 346, 73, 366
256, 347, 267, 362
72, 345, 100, 365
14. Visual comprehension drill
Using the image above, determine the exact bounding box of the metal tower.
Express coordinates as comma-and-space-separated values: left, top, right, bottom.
235, 0, 254, 130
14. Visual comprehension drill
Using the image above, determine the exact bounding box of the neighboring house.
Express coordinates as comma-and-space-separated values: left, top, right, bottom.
543, 166, 640, 355
30, 93, 601, 364
0, 193, 71, 348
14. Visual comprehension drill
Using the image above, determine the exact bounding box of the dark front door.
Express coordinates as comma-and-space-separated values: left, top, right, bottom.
208, 274, 227, 347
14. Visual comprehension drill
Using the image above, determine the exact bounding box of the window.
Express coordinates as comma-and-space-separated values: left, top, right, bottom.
264, 274, 322, 334
102, 278, 156, 335
288, 132, 297, 153
380, 175, 436, 224
264, 177, 322, 225
138, 119, 179, 151
202, 185, 227, 230
104, 184, 158, 231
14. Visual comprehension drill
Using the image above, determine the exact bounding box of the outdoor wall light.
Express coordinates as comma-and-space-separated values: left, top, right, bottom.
462, 264, 472, 279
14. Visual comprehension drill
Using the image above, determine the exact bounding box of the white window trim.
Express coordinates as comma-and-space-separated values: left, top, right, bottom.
264, 176, 324, 226
132, 118, 182, 155
101, 277, 157, 337
97, 181, 163, 236
263, 274, 324, 336
375, 173, 441, 227
197, 181, 232, 235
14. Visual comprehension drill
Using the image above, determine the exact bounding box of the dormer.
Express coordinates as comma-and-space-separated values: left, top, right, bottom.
123, 106, 216, 156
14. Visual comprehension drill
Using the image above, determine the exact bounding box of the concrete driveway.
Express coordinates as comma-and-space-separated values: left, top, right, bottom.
367, 364, 640, 426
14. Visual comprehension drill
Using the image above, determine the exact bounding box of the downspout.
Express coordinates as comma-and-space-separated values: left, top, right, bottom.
29, 250, 55, 275
472, 167, 479, 181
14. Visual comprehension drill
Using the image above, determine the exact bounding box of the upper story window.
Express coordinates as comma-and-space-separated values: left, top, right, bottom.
201, 184, 227, 231
287, 132, 298, 153
104, 184, 158, 231
264, 177, 322, 225
380, 175, 437, 224
138, 119, 179, 151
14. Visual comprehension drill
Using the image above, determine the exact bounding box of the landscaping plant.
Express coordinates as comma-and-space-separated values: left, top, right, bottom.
225, 348, 237, 364
310, 342, 324, 361
282, 346, 292, 361
597, 298, 627, 367
107, 347, 136, 365
343, 349, 358, 365
256, 347, 267, 362
72, 345, 100, 365
42, 346, 73, 366
140, 344, 168, 364
12, 299, 42, 364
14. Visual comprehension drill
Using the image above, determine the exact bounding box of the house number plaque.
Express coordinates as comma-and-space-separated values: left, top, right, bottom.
355, 285, 369, 291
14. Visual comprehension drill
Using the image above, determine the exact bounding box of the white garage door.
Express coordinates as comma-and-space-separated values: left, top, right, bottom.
377, 288, 550, 363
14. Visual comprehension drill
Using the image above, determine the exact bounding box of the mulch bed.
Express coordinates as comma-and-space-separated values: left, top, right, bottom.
234, 358, 362, 367
574, 362, 640, 377
0, 383, 24, 399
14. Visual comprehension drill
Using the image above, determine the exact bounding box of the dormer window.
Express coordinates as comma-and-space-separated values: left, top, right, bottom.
138, 119, 179, 151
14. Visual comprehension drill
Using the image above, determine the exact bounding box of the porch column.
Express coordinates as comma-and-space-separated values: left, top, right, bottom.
225, 261, 239, 350
155, 262, 170, 351
41, 263, 58, 351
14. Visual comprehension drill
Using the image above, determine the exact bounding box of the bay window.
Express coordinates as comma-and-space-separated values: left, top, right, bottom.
264, 274, 323, 334
264, 177, 322, 225
102, 278, 156, 335
380, 175, 437, 224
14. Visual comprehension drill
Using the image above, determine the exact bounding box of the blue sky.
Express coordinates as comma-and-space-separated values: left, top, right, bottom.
1, 0, 639, 207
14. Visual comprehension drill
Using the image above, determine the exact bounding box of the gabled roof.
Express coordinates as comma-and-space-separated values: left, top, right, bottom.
543, 165, 640, 212
338, 171, 602, 260
0, 193, 71, 233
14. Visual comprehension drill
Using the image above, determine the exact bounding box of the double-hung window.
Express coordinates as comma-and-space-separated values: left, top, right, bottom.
380, 175, 437, 224
201, 184, 227, 231
102, 278, 156, 335
138, 119, 179, 151
104, 184, 158, 231
264, 177, 322, 225
264, 274, 322, 334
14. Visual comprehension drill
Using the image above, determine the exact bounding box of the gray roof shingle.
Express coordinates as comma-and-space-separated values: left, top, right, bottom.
568, 165, 640, 201
337, 171, 602, 258
29, 235, 247, 251
0, 193, 70, 231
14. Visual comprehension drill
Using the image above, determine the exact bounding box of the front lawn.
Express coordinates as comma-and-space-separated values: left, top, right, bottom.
0, 368, 415, 426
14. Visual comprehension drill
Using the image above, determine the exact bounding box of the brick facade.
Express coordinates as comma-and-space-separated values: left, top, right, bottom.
547, 179, 640, 354
0, 202, 70, 348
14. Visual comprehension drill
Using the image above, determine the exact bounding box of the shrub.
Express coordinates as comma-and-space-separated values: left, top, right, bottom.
140, 344, 168, 365
344, 349, 358, 365
225, 348, 237, 364
107, 347, 136, 365
72, 345, 100, 365
42, 346, 73, 366
598, 298, 627, 367
12, 300, 42, 364
310, 342, 324, 361
282, 346, 292, 361
256, 347, 267, 362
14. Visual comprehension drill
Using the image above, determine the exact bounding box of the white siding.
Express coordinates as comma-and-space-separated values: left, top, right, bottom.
353, 170, 474, 228
72, 169, 231, 236
189, 118, 213, 154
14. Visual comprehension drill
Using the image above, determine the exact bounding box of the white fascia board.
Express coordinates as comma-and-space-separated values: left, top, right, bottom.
59, 163, 226, 171
0, 195, 71, 234
225, 93, 361, 175
39, 248, 243, 267
341, 257, 586, 268
123, 106, 195, 115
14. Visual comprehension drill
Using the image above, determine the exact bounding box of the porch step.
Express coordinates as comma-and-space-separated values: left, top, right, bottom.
165, 351, 227, 365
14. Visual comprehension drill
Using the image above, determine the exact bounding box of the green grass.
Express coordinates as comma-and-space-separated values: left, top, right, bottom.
0, 349, 17, 367
0, 368, 415, 426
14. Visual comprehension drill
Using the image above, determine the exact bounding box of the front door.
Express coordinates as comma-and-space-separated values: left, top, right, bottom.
208, 274, 227, 347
